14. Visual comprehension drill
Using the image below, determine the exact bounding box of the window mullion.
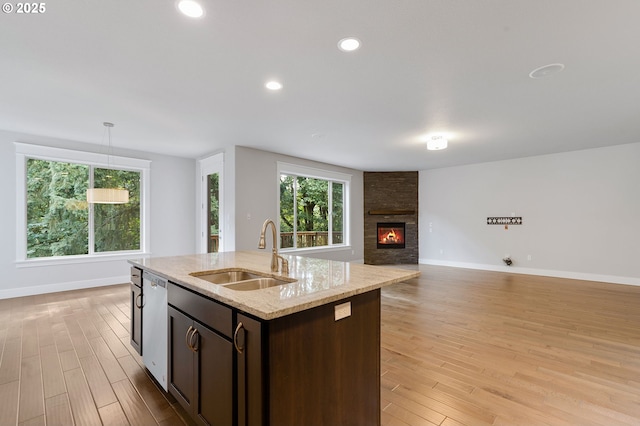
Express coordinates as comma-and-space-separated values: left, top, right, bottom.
88, 165, 95, 255
292, 175, 298, 249
328, 181, 333, 246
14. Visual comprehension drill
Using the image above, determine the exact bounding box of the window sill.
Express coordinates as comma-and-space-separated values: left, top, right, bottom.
279, 245, 352, 256
15, 252, 150, 268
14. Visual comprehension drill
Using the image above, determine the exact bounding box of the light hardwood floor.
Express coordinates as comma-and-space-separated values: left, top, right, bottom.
380, 266, 640, 426
1, 265, 639, 425
0, 284, 190, 426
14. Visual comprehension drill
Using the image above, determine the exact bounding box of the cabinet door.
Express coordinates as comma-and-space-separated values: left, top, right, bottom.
193, 322, 233, 426
130, 283, 142, 355
236, 314, 263, 426
168, 306, 195, 411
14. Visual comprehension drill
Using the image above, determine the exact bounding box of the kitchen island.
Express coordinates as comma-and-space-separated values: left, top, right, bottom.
129, 251, 419, 426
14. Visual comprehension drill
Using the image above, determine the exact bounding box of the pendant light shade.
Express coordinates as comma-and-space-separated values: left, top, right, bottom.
86, 187, 129, 204
87, 122, 130, 204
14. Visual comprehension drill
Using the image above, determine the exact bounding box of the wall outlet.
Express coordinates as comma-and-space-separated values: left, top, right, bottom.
334, 302, 351, 321
527, 254, 532, 261
439, 249, 444, 254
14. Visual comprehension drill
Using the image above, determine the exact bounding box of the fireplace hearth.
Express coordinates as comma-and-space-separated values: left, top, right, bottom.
377, 222, 406, 249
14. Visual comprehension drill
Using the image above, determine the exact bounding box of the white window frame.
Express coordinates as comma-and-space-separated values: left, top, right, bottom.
277, 161, 351, 253
15, 142, 151, 267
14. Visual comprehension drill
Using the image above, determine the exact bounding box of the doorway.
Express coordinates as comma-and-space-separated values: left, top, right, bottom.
199, 153, 224, 253
207, 172, 220, 252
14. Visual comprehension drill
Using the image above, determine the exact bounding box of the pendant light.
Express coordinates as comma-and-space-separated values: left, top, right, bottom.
86, 122, 129, 204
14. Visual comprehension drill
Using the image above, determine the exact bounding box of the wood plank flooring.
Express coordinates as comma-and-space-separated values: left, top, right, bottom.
1, 265, 639, 425
0, 284, 190, 426
381, 266, 640, 426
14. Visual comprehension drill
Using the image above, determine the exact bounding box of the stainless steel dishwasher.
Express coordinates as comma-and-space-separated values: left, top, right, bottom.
142, 271, 168, 391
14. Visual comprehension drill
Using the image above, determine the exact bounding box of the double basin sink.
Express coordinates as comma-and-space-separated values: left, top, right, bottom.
189, 269, 296, 291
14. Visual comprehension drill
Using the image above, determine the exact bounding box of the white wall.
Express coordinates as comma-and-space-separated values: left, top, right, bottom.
0, 130, 196, 298
233, 146, 364, 261
419, 143, 640, 285
195, 147, 237, 253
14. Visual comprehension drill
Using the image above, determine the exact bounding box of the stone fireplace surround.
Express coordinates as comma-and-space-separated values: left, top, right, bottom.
364, 171, 418, 265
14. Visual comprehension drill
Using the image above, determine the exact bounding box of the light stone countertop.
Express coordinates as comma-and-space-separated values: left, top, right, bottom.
128, 251, 420, 320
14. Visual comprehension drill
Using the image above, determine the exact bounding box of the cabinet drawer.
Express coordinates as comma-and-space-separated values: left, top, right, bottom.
168, 282, 233, 339
130, 267, 142, 287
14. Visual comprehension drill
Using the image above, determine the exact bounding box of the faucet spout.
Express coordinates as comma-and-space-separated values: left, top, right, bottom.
258, 219, 288, 274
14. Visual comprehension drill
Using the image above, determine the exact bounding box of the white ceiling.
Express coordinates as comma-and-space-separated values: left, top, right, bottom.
2, 1, 639, 171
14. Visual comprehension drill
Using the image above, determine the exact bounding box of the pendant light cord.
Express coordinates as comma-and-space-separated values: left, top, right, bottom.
103, 122, 114, 176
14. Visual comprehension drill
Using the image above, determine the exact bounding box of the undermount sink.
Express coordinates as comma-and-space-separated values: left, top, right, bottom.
189, 269, 295, 290
223, 277, 291, 291
190, 270, 263, 284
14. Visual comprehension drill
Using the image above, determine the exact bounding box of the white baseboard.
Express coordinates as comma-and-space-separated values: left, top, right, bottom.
0, 275, 130, 299
418, 258, 640, 287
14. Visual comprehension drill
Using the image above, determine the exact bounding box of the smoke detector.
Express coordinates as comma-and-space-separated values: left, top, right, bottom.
529, 63, 565, 79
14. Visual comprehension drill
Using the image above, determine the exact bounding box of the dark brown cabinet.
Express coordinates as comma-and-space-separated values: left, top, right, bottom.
236, 314, 263, 426
167, 281, 381, 426
129, 267, 143, 355
265, 289, 381, 425
168, 284, 234, 426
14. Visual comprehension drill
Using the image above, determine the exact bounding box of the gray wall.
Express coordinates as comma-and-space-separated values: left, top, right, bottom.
419, 142, 640, 285
0, 130, 196, 298
233, 146, 364, 261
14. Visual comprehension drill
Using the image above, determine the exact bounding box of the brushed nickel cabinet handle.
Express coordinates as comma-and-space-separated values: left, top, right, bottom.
135, 294, 143, 309
233, 322, 244, 354
190, 329, 199, 352
186, 326, 194, 350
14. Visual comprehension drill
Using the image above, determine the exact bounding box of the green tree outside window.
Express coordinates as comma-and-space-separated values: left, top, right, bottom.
26, 159, 141, 258
279, 173, 345, 249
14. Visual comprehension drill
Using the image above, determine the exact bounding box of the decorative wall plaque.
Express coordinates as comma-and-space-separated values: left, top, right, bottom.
487, 217, 523, 225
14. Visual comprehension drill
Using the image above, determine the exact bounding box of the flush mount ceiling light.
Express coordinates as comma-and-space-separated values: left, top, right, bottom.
86, 122, 129, 204
427, 135, 448, 151
529, 63, 565, 79
265, 81, 283, 91
177, 0, 204, 18
338, 37, 361, 52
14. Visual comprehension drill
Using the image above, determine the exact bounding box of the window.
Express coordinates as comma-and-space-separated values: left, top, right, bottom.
16, 143, 150, 263
277, 162, 350, 251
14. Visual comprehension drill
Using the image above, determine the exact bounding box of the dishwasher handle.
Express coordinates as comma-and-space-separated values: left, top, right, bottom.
143, 271, 167, 289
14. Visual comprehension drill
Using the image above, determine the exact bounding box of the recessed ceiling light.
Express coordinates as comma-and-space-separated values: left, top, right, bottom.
265, 81, 283, 91
338, 37, 361, 52
426, 135, 448, 151
529, 63, 565, 79
177, 0, 204, 18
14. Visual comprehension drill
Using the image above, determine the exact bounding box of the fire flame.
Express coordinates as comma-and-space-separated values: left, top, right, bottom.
381, 229, 402, 243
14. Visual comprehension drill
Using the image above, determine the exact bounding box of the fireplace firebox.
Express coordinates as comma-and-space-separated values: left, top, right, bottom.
377, 223, 406, 249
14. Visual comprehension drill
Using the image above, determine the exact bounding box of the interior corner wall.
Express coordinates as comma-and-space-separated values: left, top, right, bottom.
419, 142, 640, 286
0, 130, 196, 298
233, 146, 364, 262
